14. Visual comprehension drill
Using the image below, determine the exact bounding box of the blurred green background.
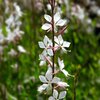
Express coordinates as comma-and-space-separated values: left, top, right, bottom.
0, 0, 100, 100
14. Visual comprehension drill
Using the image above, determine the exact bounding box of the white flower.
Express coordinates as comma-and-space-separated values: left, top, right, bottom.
13, 27, 24, 37
39, 50, 47, 61
18, 45, 26, 53
38, 84, 49, 93
71, 4, 85, 20
42, 12, 67, 32
14, 3, 23, 17
5, 11, 22, 28
6, 27, 15, 42
5, 14, 14, 27
38, 67, 60, 93
5, 2, 24, 42
6, 27, 24, 42
11, 63, 18, 69
39, 60, 46, 66
54, 35, 70, 52
8, 49, 17, 56
58, 58, 70, 77
49, 89, 67, 100
38, 35, 53, 56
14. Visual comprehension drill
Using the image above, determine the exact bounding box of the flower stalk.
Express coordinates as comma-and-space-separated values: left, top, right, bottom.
51, 0, 55, 92
38, 0, 71, 99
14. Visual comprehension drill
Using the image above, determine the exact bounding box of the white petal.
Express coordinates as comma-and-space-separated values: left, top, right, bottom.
52, 77, 60, 83
57, 82, 69, 87
63, 41, 70, 48
62, 47, 67, 52
59, 91, 67, 99
54, 43, 59, 51
14, 3, 22, 17
53, 89, 58, 99
39, 75, 47, 83
38, 84, 48, 93
42, 50, 47, 56
42, 23, 51, 30
47, 4, 51, 10
58, 35, 63, 45
43, 35, 49, 46
56, 19, 66, 26
48, 96, 55, 100
62, 69, 69, 77
6, 33, 14, 42
54, 26, 57, 33
39, 50, 47, 60
38, 42, 45, 48
58, 58, 64, 70
46, 84, 52, 93
46, 67, 52, 81
18, 45, 26, 53
54, 36, 59, 44
5, 15, 14, 26
44, 14, 52, 22
47, 49, 53, 56
39, 54, 44, 60
39, 61, 46, 66
54, 12, 61, 23
48, 40, 53, 47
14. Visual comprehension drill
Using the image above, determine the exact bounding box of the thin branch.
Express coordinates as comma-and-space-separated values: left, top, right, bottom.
73, 74, 76, 100
73, 67, 81, 100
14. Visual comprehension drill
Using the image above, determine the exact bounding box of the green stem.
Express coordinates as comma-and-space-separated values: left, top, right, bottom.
73, 74, 76, 100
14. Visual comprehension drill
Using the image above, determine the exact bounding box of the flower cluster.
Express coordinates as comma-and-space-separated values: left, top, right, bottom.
5, 2, 24, 42
0, 1, 26, 55
38, 0, 71, 99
